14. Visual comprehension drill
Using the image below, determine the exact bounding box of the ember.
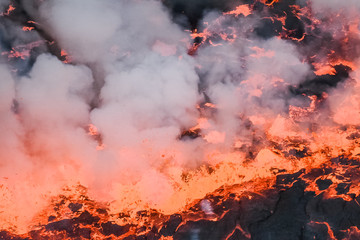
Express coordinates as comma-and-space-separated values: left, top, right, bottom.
1, 0, 360, 239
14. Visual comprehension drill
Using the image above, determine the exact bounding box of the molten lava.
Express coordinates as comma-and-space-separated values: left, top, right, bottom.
1, 0, 360, 239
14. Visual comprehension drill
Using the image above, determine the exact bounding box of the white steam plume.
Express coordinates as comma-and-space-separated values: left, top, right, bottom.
3, 0, 360, 233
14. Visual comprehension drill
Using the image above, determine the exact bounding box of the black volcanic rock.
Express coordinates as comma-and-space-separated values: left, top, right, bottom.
303, 222, 333, 240
237, 190, 279, 233
174, 215, 238, 240
303, 168, 333, 180
0, 231, 28, 240
45, 219, 74, 232
75, 211, 100, 225
306, 194, 360, 239
290, 65, 351, 97
316, 179, 333, 190
284, 15, 305, 39
70, 228, 92, 239
160, 214, 182, 236
162, 0, 235, 29
336, 183, 350, 195
249, 181, 312, 240
68, 203, 83, 213
101, 222, 131, 237
276, 169, 304, 186
254, 18, 283, 39
227, 229, 249, 240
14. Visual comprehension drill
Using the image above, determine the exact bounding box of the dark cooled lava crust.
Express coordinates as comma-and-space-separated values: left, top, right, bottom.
1, 155, 360, 239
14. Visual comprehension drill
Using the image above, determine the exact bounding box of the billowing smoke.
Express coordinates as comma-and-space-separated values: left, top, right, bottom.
0, 0, 359, 233
0, 0, 10, 11
304, 0, 360, 127
1, 0, 203, 230
310, 0, 360, 12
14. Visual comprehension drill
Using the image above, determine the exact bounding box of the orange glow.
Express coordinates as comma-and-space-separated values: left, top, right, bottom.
309, 222, 336, 240
190, 29, 210, 40
312, 56, 357, 76
224, 5, 252, 17
96, 144, 105, 150
204, 102, 217, 108
4, 0, 360, 237
204, 131, 226, 144
330, 59, 357, 70
22, 26, 34, 31
1, 40, 45, 60
209, 39, 222, 47
260, 0, 281, 6
60, 49, 72, 63
88, 124, 99, 136
313, 64, 337, 76
60, 49, 67, 56
195, 117, 211, 129
88, 124, 104, 150
250, 46, 275, 58
249, 88, 262, 97
2, 48, 30, 59
2, 4, 15, 16
289, 95, 318, 121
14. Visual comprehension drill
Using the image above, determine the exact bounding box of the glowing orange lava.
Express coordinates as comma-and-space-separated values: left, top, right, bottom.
2, 4, 15, 16
2, 0, 360, 238
224, 4, 252, 17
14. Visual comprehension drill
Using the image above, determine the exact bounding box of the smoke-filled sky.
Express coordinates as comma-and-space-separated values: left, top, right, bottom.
1, 0, 360, 233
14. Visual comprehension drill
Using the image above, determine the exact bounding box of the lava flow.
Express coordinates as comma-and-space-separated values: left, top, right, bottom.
1, 0, 360, 239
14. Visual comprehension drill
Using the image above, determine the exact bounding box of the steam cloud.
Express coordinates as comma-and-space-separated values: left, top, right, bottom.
0, 0, 359, 232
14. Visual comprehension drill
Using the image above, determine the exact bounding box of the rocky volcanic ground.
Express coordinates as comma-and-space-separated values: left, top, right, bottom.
1, 155, 360, 240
